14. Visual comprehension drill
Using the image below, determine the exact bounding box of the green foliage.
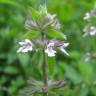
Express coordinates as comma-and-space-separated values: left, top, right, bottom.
45, 28, 66, 39
29, 7, 41, 20
0, 0, 96, 96
64, 64, 83, 84
22, 31, 39, 39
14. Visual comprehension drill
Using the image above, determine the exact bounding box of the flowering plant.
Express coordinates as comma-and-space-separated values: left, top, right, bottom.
83, 9, 96, 61
17, 4, 69, 95
83, 9, 96, 36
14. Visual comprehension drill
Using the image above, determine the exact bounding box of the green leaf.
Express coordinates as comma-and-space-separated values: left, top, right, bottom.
0, 0, 23, 10
4, 66, 18, 74
8, 77, 24, 95
8, 85, 17, 95
39, 4, 47, 15
64, 64, 83, 84
45, 28, 66, 39
69, 51, 81, 59
17, 53, 30, 68
78, 62, 92, 79
22, 31, 39, 39
0, 76, 7, 86
91, 86, 96, 96
79, 86, 88, 96
29, 7, 41, 20
11, 77, 25, 87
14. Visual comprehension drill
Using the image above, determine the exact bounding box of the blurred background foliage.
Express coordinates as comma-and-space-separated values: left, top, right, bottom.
0, 0, 96, 96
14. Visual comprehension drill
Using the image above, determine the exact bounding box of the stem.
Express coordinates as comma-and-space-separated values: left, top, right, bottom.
41, 32, 48, 93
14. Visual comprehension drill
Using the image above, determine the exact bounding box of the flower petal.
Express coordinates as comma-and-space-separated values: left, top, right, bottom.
17, 47, 23, 53
59, 46, 69, 56
17, 39, 33, 53
63, 43, 69, 47
25, 39, 32, 44
60, 48, 69, 56
45, 47, 56, 57
45, 49, 56, 57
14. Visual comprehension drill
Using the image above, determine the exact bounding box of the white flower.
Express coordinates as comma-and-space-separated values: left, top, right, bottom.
45, 42, 56, 57
17, 39, 33, 53
58, 43, 69, 56
84, 12, 91, 20
83, 26, 96, 36
85, 52, 92, 62
84, 9, 96, 20
45, 41, 69, 57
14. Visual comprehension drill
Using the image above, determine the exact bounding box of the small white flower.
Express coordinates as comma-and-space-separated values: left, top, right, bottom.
58, 43, 69, 56
83, 26, 96, 36
45, 42, 56, 57
84, 9, 96, 20
89, 26, 96, 35
17, 39, 33, 53
85, 52, 92, 62
84, 12, 91, 20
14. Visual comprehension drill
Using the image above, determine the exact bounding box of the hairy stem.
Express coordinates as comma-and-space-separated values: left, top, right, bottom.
41, 32, 48, 93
